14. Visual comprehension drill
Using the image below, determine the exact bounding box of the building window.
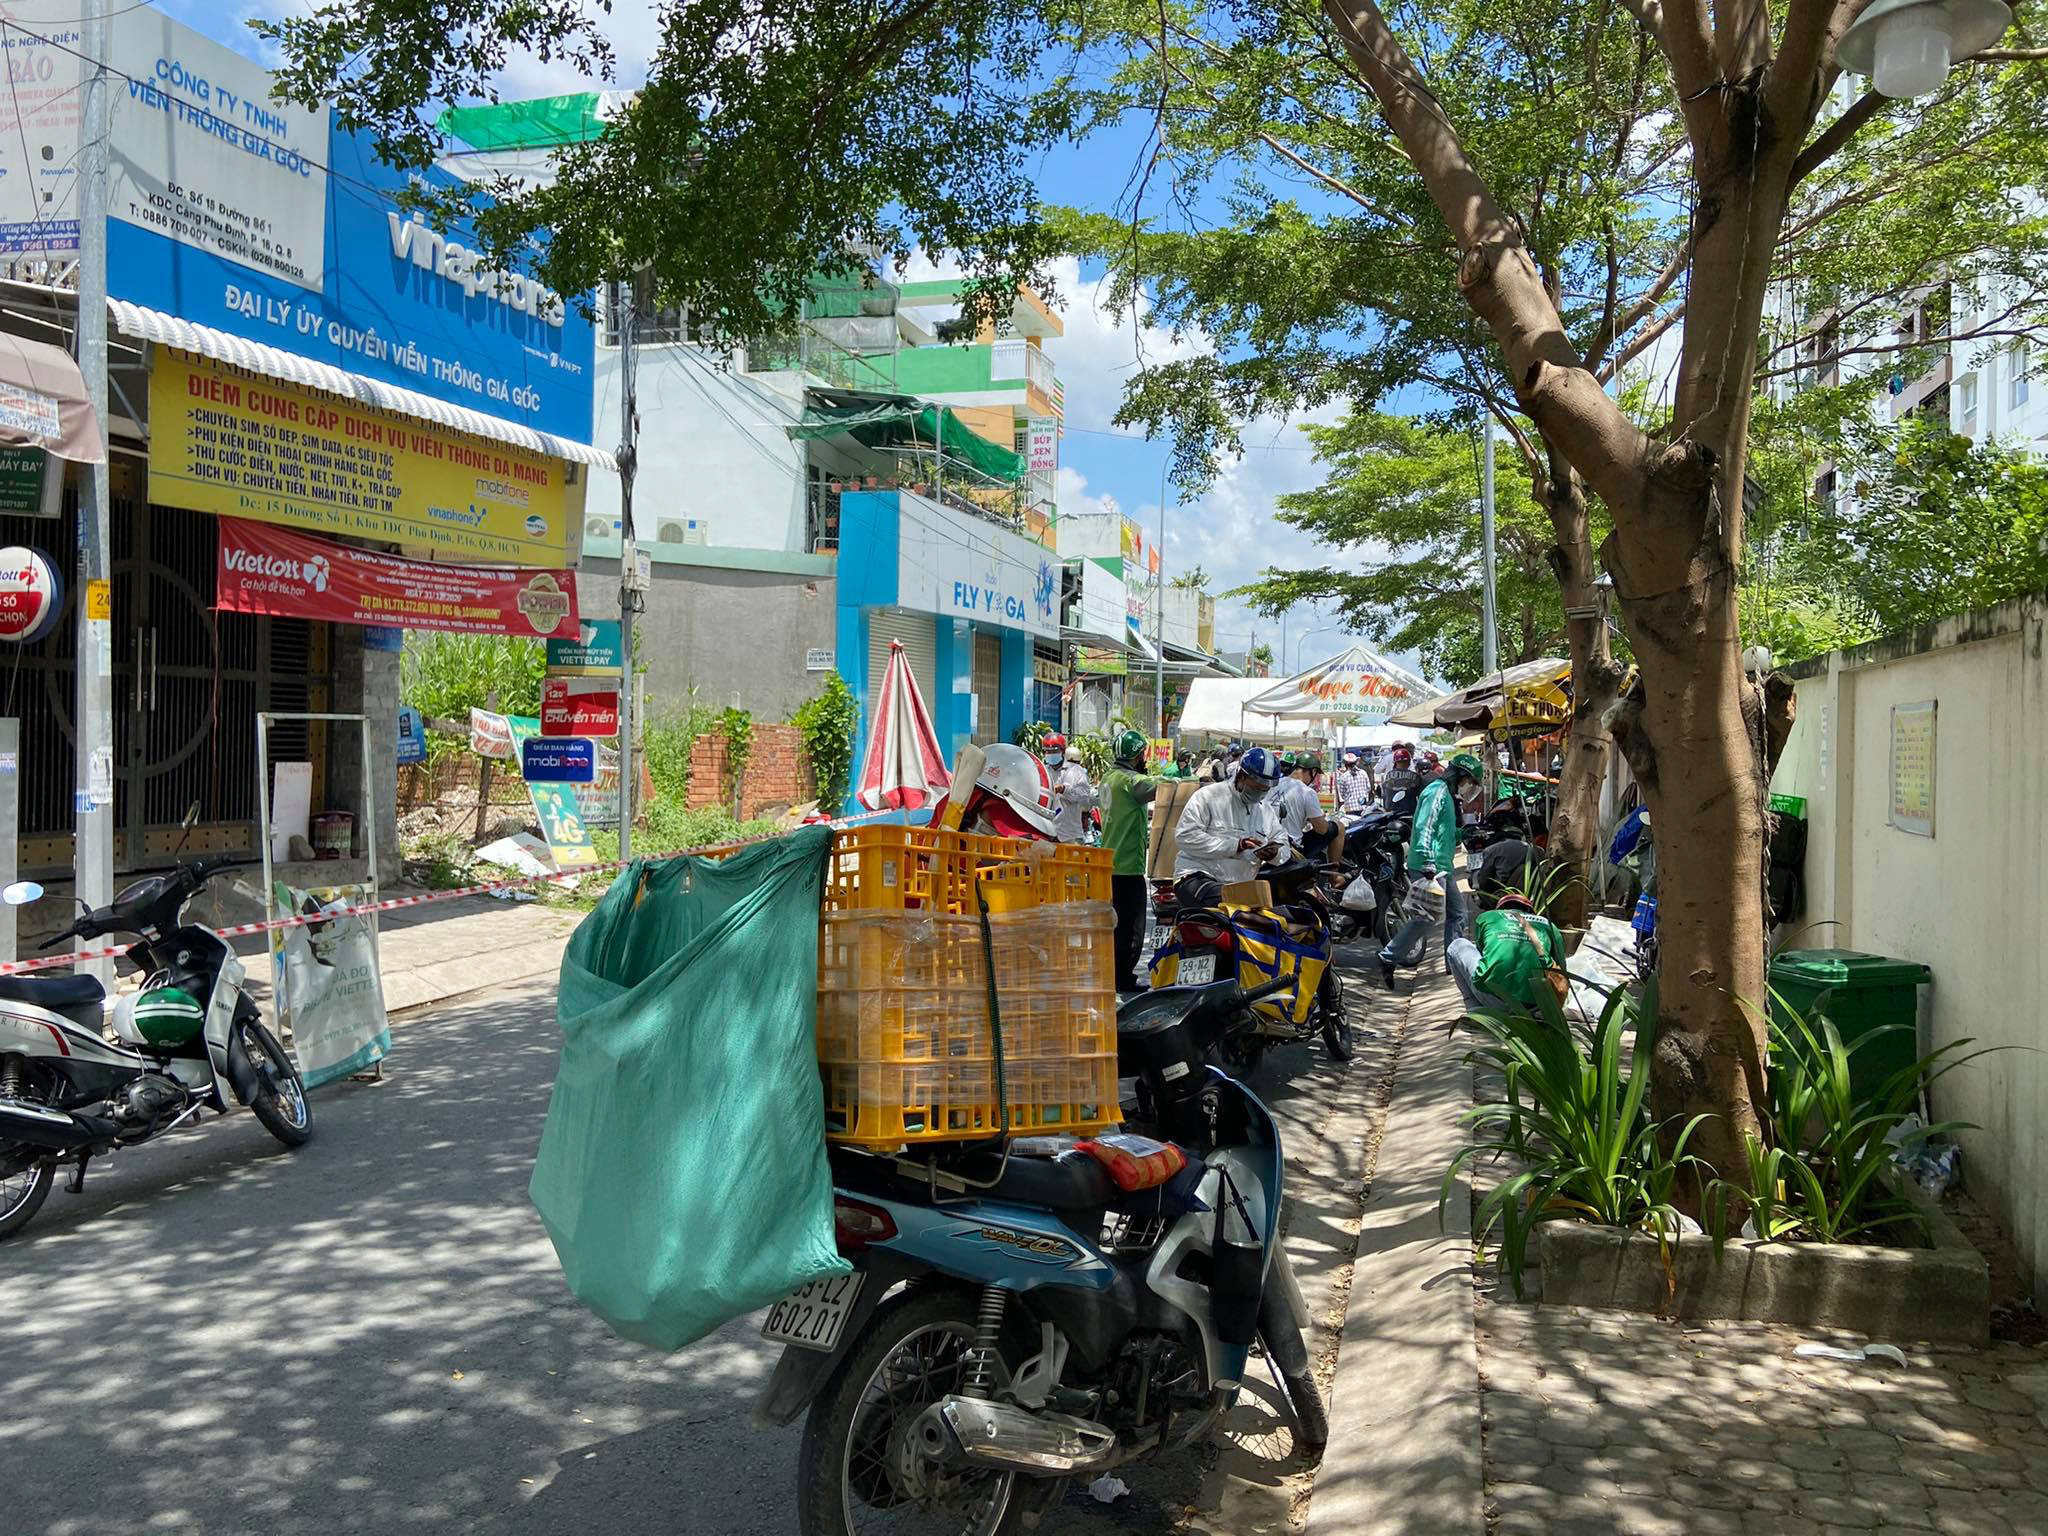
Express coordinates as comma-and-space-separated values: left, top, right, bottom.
2014, 342, 2032, 409
601, 273, 699, 346
1958, 372, 1979, 434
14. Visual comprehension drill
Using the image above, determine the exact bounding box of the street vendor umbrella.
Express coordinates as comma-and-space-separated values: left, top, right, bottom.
1246, 643, 1433, 727
1390, 657, 1573, 731
856, 639, 950, 811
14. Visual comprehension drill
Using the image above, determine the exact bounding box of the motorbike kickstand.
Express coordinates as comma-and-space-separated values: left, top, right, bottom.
66, 1153, 90, 1194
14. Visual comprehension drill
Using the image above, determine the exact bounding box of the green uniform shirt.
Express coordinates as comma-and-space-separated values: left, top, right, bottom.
1473, 908, 1568, 1009
1101, 767, 1159, 877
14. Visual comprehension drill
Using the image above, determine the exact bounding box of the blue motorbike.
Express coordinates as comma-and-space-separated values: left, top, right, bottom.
757, 975, 1325, 1535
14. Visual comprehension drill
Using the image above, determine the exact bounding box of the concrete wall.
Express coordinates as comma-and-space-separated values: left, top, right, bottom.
1770, 594, 2048, 1290
328, 627, 400, 888
579, 555, 838, 724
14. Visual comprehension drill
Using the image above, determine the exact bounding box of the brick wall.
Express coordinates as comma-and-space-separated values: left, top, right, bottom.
687, 724, 816, 819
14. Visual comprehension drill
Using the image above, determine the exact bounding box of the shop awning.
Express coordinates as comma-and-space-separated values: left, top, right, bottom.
0, 332, 105, 462
788, 396, 1025, 484
109, 300, 616, 471
1176, 677, 1325, 744
1390, 656, 1574, 731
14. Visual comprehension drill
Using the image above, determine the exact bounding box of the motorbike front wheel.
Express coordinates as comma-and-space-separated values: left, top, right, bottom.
1317, 969, 1353, 1061
1258, 1280, 1329, 1455
0, 1155, 53, 1241
241, 1022, 313, 1149
797, 1289, 1024, 1536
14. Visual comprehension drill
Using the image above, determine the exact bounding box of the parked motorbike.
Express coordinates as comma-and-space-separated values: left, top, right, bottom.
1162, 859, 1351, 1071
758, 974, 1326, 1535
1327, 809, 1411, 946
0, 822, 312, 1241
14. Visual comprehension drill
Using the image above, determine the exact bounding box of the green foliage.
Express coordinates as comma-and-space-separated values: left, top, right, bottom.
1171, 565, 1210, 590
716, 706, 755, 807
1071, 732, 1114, 778
400, 829, 479, 890
1013, 719, 1056, 755
1705, 996, 1988, 1246
792, 673, 859, 809
622, 803, 781, 861
1448, 980, 1708, 1297
643, 693, 722, 801
1232, 413, 1577, 685
400, 633, 545, 722
257, 0, 1072, 347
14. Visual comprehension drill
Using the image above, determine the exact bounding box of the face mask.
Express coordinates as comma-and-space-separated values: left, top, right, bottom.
1046, 753, 1063, 767
1236, 780, 1266, 807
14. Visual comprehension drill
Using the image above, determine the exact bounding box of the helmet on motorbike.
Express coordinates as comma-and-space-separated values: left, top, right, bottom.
1114, 728, 1148, 767
1236, 745, 1282, 784
970, 743, 1060, 838
1446, 750, 1485, 783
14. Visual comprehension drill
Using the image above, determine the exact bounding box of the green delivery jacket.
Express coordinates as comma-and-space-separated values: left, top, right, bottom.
1406, 777, 1460, 874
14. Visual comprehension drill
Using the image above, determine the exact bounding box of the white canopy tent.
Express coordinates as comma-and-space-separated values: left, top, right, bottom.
1246, 644, 1436, 727
1176, 678, 1326, 744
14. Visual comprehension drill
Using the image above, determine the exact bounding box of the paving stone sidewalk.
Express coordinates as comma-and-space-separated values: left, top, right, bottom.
1479, 1294, 2048, 1535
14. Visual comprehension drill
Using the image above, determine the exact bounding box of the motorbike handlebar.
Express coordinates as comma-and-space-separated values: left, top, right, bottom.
37, 920, 90, 951
1239, 974, 1298, 1006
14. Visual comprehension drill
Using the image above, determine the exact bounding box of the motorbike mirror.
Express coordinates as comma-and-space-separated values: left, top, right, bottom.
173, 799, 202, 855
0, 880, 42, 906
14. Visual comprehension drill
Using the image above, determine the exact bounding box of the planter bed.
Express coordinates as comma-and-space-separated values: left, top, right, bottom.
1532, 1187, 1989, 1343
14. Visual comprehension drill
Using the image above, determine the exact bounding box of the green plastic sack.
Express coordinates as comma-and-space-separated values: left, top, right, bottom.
530, 826, 850, 1348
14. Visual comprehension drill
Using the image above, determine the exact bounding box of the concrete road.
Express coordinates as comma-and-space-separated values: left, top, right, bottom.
3, 969, 1375, 1536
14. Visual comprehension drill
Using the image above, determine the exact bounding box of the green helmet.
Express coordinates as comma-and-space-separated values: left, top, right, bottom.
1447, 751, 1485, 781
1114, 728, 1148, 766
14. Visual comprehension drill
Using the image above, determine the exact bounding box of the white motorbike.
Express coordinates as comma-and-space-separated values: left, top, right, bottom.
0, 829, 311, 1240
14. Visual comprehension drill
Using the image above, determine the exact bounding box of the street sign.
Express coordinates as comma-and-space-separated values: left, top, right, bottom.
547, 618, 623, 675
0, 447, 56, 518
805, 648, 834, 672
0, 546, 62, 644
522, 737, 596, 784
541, 676, 620, 738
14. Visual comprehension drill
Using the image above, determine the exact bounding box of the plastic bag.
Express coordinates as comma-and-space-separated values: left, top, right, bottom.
529, 827, 849, 1349
1340, 873, 1377, 912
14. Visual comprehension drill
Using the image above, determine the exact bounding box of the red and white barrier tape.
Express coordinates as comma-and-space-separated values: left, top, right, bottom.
2, 807, 903, 976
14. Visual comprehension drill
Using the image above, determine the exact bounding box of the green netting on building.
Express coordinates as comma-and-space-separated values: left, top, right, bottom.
787, 398, 1025, 484
438, 93, 613, 149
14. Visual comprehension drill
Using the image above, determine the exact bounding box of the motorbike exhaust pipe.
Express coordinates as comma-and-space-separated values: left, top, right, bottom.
0, 1098, 98, 1150
915, 1396, 1120, 1475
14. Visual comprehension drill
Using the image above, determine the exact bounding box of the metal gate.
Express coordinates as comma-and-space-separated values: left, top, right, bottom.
0, 462, 329, 875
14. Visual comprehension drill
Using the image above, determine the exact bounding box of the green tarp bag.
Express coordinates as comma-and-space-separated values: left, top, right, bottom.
530, 826, 849, 1349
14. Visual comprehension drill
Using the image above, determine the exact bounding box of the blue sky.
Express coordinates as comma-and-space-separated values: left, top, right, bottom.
170, 0, 1412, 677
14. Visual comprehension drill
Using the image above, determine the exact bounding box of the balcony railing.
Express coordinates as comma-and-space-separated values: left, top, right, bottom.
1026, 344, 1057, 397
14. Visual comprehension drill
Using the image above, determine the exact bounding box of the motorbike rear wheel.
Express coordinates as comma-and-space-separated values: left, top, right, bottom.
798, 1289, 1025, 1536
0, 1155, 53, 1241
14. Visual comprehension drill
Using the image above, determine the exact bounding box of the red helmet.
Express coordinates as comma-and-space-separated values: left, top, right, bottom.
1042, 732, 1067, 751
1391, 742, 1414, 759
969, 743, 1059, 838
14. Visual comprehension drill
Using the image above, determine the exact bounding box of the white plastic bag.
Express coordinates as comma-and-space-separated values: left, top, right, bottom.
1340, 873, 1377, 912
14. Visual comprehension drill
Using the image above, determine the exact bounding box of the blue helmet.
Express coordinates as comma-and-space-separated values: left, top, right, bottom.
1236, 746, 1282, 783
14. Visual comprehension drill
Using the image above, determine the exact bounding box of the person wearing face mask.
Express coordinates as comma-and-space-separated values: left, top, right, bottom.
1376, 751, 1484, 987
1044, 733, 1097, 843
1171, 746, 1288, 910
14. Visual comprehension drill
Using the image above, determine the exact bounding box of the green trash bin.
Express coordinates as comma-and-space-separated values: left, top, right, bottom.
1768, 948, 1932, 1104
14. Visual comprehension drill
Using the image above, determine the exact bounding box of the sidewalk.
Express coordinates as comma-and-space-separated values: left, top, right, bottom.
236, 892, 581, 1017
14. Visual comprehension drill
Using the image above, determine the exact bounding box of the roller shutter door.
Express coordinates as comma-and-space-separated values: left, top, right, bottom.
866, 609, 939, 731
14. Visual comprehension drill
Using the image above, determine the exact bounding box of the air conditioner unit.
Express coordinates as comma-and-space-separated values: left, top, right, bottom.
585, 516, 617, 540
658, 518, 709, 545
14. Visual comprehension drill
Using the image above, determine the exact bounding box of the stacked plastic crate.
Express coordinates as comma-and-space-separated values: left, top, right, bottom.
815, 827, 1120, 1149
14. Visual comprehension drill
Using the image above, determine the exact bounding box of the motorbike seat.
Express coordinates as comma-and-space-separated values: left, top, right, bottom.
983, 1151, 1119, 1213
0, 973, 106, 1010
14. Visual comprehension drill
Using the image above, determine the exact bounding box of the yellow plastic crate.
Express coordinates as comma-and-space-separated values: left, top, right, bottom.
821, 1055, 1122, 1147
818, 911, 984, 992
990, 903, 1116, 992
822, 827, 1112, 915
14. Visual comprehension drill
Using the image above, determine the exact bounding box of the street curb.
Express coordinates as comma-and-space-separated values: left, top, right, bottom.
1306, 974, 1484, 1536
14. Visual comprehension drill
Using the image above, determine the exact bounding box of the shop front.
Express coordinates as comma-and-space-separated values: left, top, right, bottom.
835, 490, 1058, 806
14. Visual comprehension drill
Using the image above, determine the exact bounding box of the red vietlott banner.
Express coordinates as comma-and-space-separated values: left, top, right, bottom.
216, 518, 578, 638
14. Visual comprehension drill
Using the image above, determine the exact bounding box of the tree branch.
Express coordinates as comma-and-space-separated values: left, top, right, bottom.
1319, 0, 1652, 510
1788, 87, 1885, 186
1971, 46, 2048, 59
1584, 230, 1695, 374
1632, 0, 1721, 147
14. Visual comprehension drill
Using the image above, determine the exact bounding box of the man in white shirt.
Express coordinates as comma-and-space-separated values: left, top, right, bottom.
1172, 746, 1288, 909
1268, 753, 1344, 865
1045, 733, 1097, 843
1333, 751, 1374, 813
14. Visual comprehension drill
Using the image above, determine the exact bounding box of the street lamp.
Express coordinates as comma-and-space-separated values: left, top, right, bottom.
1294, 625, 1340, 674
1837, 0, 2011, 98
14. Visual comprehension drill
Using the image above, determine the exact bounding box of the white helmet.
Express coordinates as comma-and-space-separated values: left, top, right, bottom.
971, 743, 1060, 838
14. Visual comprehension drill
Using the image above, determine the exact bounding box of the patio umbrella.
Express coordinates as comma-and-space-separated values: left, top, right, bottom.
1389, 657, 1574, 730
856, 639, 950, 811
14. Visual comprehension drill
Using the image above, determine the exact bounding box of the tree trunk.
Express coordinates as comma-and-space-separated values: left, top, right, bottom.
1536, 448, 1624, 931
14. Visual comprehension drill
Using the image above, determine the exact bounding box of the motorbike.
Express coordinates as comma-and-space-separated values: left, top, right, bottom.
757, 974, 1326, 1535
0, 828, 312, 1241
1326, 809, 1411, 947
1158, 858, 1351, 1072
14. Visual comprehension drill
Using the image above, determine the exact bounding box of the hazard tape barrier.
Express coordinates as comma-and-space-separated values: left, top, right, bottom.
1, 808, 906, 977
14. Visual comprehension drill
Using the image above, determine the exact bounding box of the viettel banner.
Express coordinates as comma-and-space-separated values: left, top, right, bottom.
217, 517, 578, 638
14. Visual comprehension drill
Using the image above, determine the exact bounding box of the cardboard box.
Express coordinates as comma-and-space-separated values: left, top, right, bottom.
1221, 879, 1273, 908
1147, 779, 1203, 880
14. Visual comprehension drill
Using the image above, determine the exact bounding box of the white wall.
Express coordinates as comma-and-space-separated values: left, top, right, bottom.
585, 344, 809, 551
1771, 595, 2048, 1289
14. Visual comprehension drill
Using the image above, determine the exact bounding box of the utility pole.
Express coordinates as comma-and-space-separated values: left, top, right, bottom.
1480, 413, 1498, 677
1153, 462, 1166, 739
73, 0, 113, 984
615, 277, 640, 858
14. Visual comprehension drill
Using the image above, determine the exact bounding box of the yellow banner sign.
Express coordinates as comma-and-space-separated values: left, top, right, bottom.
148, 350, 580, 566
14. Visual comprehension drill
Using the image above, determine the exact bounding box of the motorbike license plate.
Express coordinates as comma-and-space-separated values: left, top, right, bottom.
762, 1272, 864, 1352
1179, 952, 1217, 984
